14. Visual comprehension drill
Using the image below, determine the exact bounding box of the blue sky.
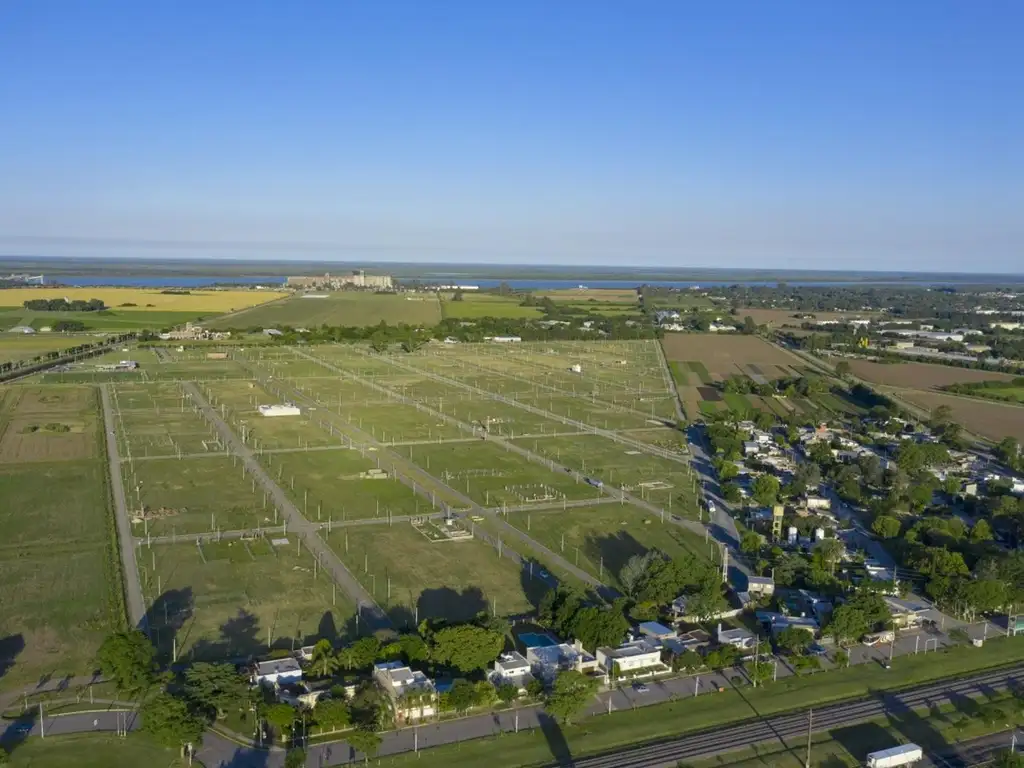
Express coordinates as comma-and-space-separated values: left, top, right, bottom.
0, 1, 1020, 271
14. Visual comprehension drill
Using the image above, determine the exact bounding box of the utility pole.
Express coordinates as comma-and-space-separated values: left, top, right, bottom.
804, 708, 813, 768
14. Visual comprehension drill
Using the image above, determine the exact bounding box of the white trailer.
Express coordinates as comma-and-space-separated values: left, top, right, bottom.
865, 743, 923, 767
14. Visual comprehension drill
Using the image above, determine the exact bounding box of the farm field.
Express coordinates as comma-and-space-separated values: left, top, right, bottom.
895, 389, 1024, 442
847, 359, 1018, 389
0, 385, 119, 691
0, 287, 286, 312
208, 291, 441, 329
440, 293, 544, 319
0, 307, 215, 332
0, 332, 96, 364
325, 522, 541, 626
139, 538, 356, 661
537, 288, 639, 303
506, 504, 714, 592
730, 307, 879, 329
661, 333, 804, 379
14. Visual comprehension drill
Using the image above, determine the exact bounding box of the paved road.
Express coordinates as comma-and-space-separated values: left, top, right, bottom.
182, 382, 393, 633
99, 384, 147, 628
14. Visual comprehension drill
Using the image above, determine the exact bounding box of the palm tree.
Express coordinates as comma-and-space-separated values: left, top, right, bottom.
309, 639, 340, 679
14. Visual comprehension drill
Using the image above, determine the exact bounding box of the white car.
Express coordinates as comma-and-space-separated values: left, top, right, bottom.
707, 500, 716, 514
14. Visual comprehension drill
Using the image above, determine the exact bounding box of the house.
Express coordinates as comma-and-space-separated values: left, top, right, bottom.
596, 639, 668, 680
372, 661, 436, 722
490, 652, 535, 693
769, 617, 819, 637
637, 622, 677, 642
709, 322, 737, 332
884, 596, 930, 629
716, 623, 756, 650
253, 658, 303, 687
743, 441, 761, 456
746, 576, 775, 597
804, 496, 832, 511
526, 641, 600, 682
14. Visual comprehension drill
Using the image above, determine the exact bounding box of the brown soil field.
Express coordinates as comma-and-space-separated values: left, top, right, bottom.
16, 386, 96, 414
897, 390, 1024, 442
661, 334, 801, 375
537, 288, 638, 303
731, 308, 880, 328
849, 360, 1016, 389
679, 386, 701, 421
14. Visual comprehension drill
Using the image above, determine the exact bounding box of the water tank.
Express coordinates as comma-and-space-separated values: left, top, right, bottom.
787, 526, 798, 543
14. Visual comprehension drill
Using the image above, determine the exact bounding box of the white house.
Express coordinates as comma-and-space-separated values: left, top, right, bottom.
637, 621, 677, 642
716, 624, 756, 650
253, 658, 303, 687
526, 641, 599, 683
746, 576, 775, 597
372, 661, 436, 722
596, 639, 668, 680
804, 496, 832, 511
490, 651, 535, 692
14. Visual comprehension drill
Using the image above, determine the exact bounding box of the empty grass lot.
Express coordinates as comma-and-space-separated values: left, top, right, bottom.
326, 522, 542, 626
440, 293, 544, 319
507, 504, 714, 591
208, 291, 441, 329
1, 732, 192, 768
138, 538, 355, 662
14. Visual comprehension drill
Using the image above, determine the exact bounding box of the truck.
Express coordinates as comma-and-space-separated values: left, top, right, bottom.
865, 743, 923, 767
862, 630, 895, 647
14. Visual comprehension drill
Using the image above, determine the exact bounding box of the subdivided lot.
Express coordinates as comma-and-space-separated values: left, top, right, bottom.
202, 379, 339, 450
0, 385, 100, 463
621, 427, 689, 453
138, 538, 356, 661
896, 389, 1024, 442
260, 448, 434, 521
516, 393, 666, 430
209, 291, 442, 330
440, 294, 544, 319
515, 434, 698, 515
36, 356, 250, 384
506, 504, 713, 592
0, 458, 117, 690
112, 383, 221, 456
661, 334, 803, 380
127, 456, 265, 536
325, 522, 541, 626
406, 441, 605, 508
848, 359, 1017, 389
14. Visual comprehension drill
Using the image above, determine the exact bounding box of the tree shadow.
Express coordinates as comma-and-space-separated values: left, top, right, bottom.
203, 744, 270, 768
416, 586, 488, 624
191, 608, 262, 662
0, 704, 37, 758
876, 688, 953, 756
0, 633, 24, 683
583, 530, 649, 581
519, 557, 558, 610
829, 721, 901, 764
538, 711, 573, 766
142, 587, 195, 661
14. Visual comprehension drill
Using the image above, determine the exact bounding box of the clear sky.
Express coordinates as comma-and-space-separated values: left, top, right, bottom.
0, 1, 1020, 271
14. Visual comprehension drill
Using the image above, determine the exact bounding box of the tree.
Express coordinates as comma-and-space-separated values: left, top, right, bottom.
545, 670, 599, 724
813, 538, 844, 575
264, 702, 298, 743
311, 698, 351, 732
835, 360, 851, 378
742, 315, 757, 334
992, 749, 1024, 767
971, 519, 994, 543
345, 726, 382, 760
496, 682, 520, 705
97, 630, 155, 691
834, 649, 850, 668
184, 662, 248, 720
445, 679, 478, 713
285, 749, 307, 768
568, 606, 629, 653
619, 551, 660, 597
140, 692, 205, 749
308, 639, 340, 679
752, 475, 781, 507
776, 627, 812, 655
740, 531, 763, 556
672, 649, 703, 672
451, 289, 464, 302
431, 625, 504, 674
722, 482, 742, 503
827, 605, 868, 644
338, 637, 380, 671
688, 573, 727, 624
872, 515, 902, 539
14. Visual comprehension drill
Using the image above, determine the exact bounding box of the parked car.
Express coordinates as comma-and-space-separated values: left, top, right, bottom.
632, 682, 650, 694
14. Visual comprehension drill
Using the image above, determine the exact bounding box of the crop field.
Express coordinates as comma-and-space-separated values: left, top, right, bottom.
896, 389, 1024, 442
0, 333, 92, 364
661, 333, 803, 379
506, 504, 714, 592
0, 287, 286, 313
440, 293, 544, 319
125, 455, 267, 536
138, 538, 356, 661
406, 441, 606, 508
0, 385, 118, 690
326, 522, 541, 625
208, 291, 442, 329
729, 308, 879, 329
847, 359, 1017, 389
516, 434, 698, 514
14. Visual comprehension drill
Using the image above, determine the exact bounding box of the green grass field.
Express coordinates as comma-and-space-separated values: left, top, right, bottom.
0, 333, 97, 365
139, 538, 356, 661
208, 291, 442, 329
440, 294, 544, 319
326, 522, 542, 626
1, 732, 190, 768
507, 504, 713, 590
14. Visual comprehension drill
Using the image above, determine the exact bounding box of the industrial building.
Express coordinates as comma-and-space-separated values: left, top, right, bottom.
286, 270, 393, 290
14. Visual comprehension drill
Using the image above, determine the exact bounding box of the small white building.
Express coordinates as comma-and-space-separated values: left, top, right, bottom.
372, 661, 436, 722
490, 652, 535, 692
569, 364, 583, 374
596, 639, 667, 680
253, 658, 303, 687
804, 496, 832, 511
746, 576, 775, 597
491, 336, 522, 343
258, 403, 301, 417
716, 623, 756, 650
526, 641, 599, 683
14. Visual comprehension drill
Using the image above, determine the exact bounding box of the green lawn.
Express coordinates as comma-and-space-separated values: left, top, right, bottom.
140, 538, 356, 661
440, 294, 544, 319
325, 521, 542, 626
1, 732, 189, 768
508, 503, 714, 590
208, 291, 442, 329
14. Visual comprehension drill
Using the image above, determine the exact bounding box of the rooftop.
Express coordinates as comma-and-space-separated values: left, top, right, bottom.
255, 658, 301, 676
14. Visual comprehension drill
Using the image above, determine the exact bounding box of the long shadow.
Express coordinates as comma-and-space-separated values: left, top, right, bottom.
830, 721, 902, 764
142, 587, 195, 661
874, 688, 953, 756
416, 586, 487, 624
520, 556, 558, 610
538, 711, 573, 766
0, 704, 37, 759
583, 530, 648, 582
190, 608, 262, 662
0, 633, 24, 683
210, 745, 271, 768
387, 604, 417, 631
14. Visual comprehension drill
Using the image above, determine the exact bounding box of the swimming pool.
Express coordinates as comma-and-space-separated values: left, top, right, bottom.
519, 632, 556, 648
